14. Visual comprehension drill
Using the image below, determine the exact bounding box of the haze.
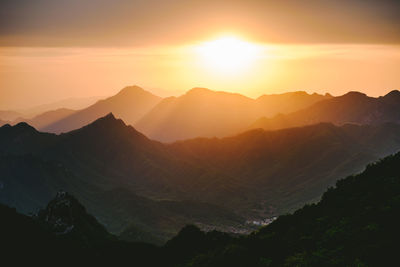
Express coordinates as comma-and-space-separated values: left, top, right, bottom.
1, 0, 400, 109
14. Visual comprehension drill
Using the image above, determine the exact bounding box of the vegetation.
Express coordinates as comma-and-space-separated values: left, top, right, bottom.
166, 152, 400, 266
2, 149, 400, 266
2, 114, 400, 243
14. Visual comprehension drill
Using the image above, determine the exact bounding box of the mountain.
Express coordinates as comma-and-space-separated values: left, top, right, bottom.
0, 194, 161, 265
3, 144, 399, 266
169, 122, 400, 216
0, 118, 10, 126
0, 110, 21, 121
0, 115, 244, 243
2, 115, 400, 243
256, 91, 333, 115
135, 88, 331, 142
250, 90, 400, 131
37, 191, 114, 245
19, 96, 102, 117
12, 108, 76, 130
41, 86, 162, 133
168, 151, 400, 267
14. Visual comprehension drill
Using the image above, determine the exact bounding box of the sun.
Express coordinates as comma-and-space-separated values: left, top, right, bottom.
195, 36, 261, 75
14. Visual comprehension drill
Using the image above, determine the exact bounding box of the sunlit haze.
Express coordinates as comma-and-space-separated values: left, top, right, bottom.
1, 0, 400, 109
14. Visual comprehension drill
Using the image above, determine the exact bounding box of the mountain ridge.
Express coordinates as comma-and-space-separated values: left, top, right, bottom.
41, 85, 162, 134
250, 89, 400, 131
136, 88, 331, 142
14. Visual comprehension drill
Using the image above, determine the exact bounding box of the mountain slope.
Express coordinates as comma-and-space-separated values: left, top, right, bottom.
42, 86, 162, 133
0, 110, 21, 121
169, 122, 400, 215
20, 96, 102, 117
37, 191, 114, 245
0, 118, 10, 126
0, 116, 243, 243
136, 88, 330, 142
251, 90, 400, 131
3, 150, 400, 265
13, 108, 76, 130
2, 115, 400, 243
172, 151, 400, 267
0, 195, 161, 265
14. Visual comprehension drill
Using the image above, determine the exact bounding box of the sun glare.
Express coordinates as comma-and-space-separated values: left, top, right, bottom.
195, 36, 261, 75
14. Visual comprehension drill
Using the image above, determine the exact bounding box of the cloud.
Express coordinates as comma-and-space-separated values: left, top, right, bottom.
1, 0, 400, 46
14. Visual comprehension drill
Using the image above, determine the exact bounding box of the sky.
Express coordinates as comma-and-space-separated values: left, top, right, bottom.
1, 0, 400, 109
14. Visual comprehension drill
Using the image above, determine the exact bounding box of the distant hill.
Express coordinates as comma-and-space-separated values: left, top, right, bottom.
19, 96, 102, 117
42, 86, 162, 133
1, 114, 400, 243
0, 110, 21, 121
12, 108, 76, 130
250, 90, 400, 131
136, 88, 331, 142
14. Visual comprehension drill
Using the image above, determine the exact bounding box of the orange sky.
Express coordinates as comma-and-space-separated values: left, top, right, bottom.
1, 0, 400, 109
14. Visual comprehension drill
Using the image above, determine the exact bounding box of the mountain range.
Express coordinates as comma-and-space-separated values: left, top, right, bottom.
250, 90, 400, 131
3, 88, 400, 144
135, 88, 331, 142
0, 110, 21, 121
40, 86, 162, 133
12, 108, 76, 130
2, 145, 400, 266
1, 111, 400, 243
0, 86, 332, 141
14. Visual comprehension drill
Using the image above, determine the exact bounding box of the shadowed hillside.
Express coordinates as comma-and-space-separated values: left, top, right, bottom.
251, 90, 400, 131
1, 114, 400, 243
168, 151, 400, 266
2, 150, 400, 266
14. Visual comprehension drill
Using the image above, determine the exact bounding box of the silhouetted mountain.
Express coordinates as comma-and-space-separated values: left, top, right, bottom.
0, 118, 10, 126
170, 151, 400, 267
250, 90, 400, 131
37, 191, 114, 245
12, 108, 76, 130
2, 115, 400, 243
0, 115, 244, 243
136, 88, 330, 142
0, 195, 161, 265
42, 86, 162, 133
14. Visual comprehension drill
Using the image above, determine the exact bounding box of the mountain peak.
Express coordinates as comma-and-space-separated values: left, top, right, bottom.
117, 85, 146, 95
38, 191, 85, 235
37, 191, 111, 239
0, 122, 38, 135
64, 113, 128, 137
86, 112, 125, 128
383, 90, 400, 99
186, 87, 213, 95
342, 91, 367, 98
115, 85, 162, 100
